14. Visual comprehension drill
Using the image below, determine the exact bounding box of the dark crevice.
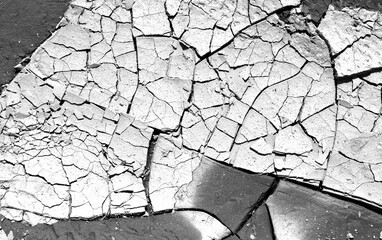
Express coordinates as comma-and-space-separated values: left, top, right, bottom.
361, 77, 382, 88
233, 178, 280, 234
163, 1, 175, 36
298, 121, 321, 147
134, 34, 174, 38
331, 34, 371, 59
318, 180, 324, 191
14, 57, 31, 74
301, 103, 336, 123
317, 27, 340, 189
315, 28, 336, 67
126, 8, 138, 115
142, 129, 160, 216
282, 176, 382, 216
276, 5, 294, 23
265, 204, 277, 240
195, 4, 305, 64
222, 233, 242, 240
202, 154, 252, 174
321, 187, 382, 216
336, 67, 382, 84
45, 210, 146, 223
284, 177, 322, 191
51, 224, 59, 238
338, 151, 370, 165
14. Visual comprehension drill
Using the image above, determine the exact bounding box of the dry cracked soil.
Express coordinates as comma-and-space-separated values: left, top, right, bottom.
1, 0, 382, 239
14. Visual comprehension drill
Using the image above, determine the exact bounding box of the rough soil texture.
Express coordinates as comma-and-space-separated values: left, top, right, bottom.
1, 0, 382, 240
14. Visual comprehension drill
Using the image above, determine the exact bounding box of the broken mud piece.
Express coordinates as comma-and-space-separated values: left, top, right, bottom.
0, 71, 154, 224
318, 5, 382, 77
325, 77, 382, 207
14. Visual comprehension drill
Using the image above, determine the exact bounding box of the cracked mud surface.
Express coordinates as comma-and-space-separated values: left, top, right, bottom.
1, 0, 382, 239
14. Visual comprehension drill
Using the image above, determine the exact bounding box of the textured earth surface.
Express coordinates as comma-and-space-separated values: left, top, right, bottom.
1, 0, 382, 239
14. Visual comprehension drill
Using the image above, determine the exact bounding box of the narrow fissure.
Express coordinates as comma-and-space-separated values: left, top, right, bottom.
322, 186, 382, 216
281, 176, 382, 217
233, 178, 280, 234
142, 129, 160, 216
335, 67, 382, 83
265, 203, 277, 240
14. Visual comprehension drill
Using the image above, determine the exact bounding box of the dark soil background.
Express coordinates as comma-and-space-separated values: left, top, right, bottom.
0, 0, 70, 87
302, 0, 382, 24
